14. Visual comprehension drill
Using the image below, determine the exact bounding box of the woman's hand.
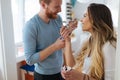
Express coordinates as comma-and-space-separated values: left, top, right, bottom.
60, 26, 70, 40
61, 69, 83, 80
68, 19, 78, 33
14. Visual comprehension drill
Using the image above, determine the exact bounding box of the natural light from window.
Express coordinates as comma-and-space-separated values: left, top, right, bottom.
11, 0, 39, 57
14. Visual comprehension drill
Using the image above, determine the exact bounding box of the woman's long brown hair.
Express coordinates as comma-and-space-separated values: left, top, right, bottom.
75, 3, 116, 80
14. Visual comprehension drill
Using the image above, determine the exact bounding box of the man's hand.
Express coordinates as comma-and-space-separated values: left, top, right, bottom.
53, 37, 65, 50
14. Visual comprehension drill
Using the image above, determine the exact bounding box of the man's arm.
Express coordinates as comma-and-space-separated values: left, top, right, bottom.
39, 38, 65, 61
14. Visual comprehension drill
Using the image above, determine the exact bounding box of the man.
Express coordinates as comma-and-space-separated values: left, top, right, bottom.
23, 0, 73, 80
23, 0, 77, 79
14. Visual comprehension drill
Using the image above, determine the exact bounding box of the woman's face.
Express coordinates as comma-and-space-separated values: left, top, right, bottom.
81, 11, 93, 33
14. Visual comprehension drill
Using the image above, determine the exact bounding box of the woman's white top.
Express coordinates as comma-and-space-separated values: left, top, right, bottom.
82, 42, 116, 80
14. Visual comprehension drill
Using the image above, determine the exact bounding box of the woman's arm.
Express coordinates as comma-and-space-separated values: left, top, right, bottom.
60, 26, 76, 67
63, 37, 75, 67
62, 69, 96, 80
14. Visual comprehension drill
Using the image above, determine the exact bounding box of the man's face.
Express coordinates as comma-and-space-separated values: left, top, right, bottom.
45, 0, 62, 19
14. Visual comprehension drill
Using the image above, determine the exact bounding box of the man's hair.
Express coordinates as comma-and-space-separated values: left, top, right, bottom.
39, 0, 51, 5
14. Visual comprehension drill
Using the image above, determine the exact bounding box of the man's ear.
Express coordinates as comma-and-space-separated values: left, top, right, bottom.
40, 1, 48, 9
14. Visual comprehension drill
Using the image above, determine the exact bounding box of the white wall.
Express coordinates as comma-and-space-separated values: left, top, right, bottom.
106, 0, 119, 28
115, 0, 120, 79
73, 0, 105, 19
59, 0, 67, 23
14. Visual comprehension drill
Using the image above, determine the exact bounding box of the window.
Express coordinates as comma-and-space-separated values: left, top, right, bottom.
11, 0, 39, 43
11, 0, 39, 57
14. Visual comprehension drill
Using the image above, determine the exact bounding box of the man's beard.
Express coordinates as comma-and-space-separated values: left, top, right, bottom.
46, 8, 57, 19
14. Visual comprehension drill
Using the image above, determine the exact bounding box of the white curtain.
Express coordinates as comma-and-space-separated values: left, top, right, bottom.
0, 0, 18, 80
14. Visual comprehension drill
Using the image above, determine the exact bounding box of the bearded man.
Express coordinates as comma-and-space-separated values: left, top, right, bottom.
23, 0, 70, 80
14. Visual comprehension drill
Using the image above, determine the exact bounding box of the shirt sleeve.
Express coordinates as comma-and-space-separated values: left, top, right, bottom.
102, 42, 116, 80
23, 21, 40, 65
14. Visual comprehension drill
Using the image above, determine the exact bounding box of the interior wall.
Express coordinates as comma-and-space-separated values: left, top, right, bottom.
115, 0, 120, 79
106, 0, 119, 28
73, 0, 105, 19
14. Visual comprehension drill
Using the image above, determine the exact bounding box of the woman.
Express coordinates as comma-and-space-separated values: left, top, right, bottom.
61, 3, 117, 80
